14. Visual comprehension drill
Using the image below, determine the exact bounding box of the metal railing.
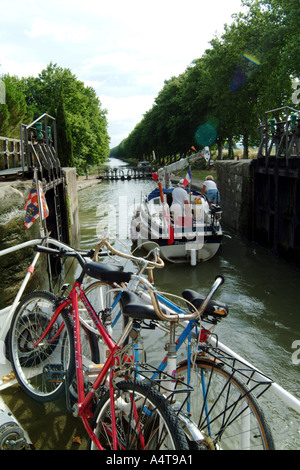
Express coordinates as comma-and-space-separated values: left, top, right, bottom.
258, 106, 300, 163
0, 136, 23, 175
0, 113, 60, 179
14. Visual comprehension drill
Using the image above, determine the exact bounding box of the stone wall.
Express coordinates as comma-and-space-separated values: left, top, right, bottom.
0, 180, 41, 306
215, 160, 254, 238
0, 168, 80, 307
62, 168, 80, 248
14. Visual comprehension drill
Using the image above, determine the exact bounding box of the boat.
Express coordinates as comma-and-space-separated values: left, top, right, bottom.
130, 150, 223, 265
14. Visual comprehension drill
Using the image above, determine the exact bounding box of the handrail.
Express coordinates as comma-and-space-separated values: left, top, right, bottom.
0, 136, 23, 173
25, 113, 56, 130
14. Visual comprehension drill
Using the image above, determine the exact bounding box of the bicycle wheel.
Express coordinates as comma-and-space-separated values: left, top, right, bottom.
9, 291, 75, 403
84, 280, 123, 331
176, 358, 274, 450
83, 281, 125, 356
88, 380, 189, 450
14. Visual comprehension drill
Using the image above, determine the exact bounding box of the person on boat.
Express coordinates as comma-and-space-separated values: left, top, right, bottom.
200, 175, 220, 204
170, 180, 191, 225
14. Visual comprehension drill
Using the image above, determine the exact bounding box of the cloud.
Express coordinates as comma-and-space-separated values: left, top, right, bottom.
0, 0, 245, 148
100, 94, 155, 121
99, 94, 156, 147
1, 57, 46, 79
25, 17, 93, 43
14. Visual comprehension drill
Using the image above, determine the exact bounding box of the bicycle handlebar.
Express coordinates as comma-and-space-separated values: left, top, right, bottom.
93, 237, 165, 269
34, 240, 223, 324
33, 244, 106, 266
137, 274, 224, 323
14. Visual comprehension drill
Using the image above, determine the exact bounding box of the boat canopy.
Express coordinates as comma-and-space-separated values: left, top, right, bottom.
146, 187, 201, 202
147, 188, 174, 201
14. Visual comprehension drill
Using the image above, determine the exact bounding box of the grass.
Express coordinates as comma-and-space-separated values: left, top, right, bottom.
176, 168, 216, 183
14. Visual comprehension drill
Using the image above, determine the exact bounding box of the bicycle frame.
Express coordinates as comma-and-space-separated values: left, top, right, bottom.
106, 283, 203, 374
33, 280, 134, 450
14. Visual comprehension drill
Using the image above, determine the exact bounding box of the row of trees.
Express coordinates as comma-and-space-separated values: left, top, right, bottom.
111, 0, 300, 162
0, 63, 110, 172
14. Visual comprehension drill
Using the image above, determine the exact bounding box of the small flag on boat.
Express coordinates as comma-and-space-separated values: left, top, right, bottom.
24, 178, 49, 228
152, 171, 158, 181
182, 168, 192, 187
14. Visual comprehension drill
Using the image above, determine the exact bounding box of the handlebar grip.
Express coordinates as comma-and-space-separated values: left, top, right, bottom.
34, 245, 61, 256
215, 275, 224, 286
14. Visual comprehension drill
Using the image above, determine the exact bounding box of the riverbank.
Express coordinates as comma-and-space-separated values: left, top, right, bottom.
77, 174, 102, 191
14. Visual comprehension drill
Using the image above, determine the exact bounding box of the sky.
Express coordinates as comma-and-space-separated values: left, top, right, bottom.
0, 0, 246, 148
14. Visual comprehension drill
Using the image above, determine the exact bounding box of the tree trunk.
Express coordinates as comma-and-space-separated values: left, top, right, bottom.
217, 140, 223, 160
228, 137, 234, 159
243, 134, 249, 159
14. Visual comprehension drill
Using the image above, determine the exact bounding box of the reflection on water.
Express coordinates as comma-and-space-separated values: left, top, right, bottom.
79, 178, 155, 249
78, 169, 300, 450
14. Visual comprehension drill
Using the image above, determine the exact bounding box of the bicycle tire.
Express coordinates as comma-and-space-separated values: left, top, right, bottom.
88, 379, 189, 450
9, 291, 75, 403
176, 358, 275, 450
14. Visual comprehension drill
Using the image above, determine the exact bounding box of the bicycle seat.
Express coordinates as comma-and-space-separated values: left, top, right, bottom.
83, 262, 133, 284
121, 291, 166, 321
182, 289, 228, 320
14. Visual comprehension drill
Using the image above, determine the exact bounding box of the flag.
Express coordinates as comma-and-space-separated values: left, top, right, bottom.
182, 168, 192, 187
152, 171, 158, 181
162, 209, 174, 245
24, 178, 49, 228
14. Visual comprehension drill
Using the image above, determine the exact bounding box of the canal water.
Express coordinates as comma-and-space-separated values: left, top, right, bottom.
2, 158, 300, 450
78, 158, 300, 450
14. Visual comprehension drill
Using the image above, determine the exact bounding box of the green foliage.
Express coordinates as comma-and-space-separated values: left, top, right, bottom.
112, 0, 298, 161
0, 75, 33, 137
1, 63, 110, 172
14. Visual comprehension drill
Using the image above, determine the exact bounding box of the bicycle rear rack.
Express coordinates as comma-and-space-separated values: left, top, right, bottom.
203, 343, 273, 399
129, 363, 193, 414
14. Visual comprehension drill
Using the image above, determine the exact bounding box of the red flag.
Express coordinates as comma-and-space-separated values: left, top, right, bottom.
24, 179, 49, 228
168, 224, 174, 245
152, 172, 158, 181
162, 209, 174, 245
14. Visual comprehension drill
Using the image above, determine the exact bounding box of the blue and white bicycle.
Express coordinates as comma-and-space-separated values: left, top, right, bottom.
80, 238, 275, 450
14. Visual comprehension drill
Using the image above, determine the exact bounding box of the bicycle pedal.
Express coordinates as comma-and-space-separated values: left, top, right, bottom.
43, 364, 65, 383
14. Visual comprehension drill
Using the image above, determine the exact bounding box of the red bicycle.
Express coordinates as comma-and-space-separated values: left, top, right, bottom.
8, 244, 189, 450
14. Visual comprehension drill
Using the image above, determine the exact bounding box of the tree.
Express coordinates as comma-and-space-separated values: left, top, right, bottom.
21, 63, 110, 172
0, 75, 33, 137
56, 85, 73, 167
112, 0, 298, 161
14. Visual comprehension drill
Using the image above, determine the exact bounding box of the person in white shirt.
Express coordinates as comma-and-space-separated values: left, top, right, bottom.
170, 180, 191, 225
200, 175, 220, 204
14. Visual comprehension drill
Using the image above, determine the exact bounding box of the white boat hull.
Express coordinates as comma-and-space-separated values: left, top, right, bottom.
131, 189, 222, 264
135, 236, 221, 263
